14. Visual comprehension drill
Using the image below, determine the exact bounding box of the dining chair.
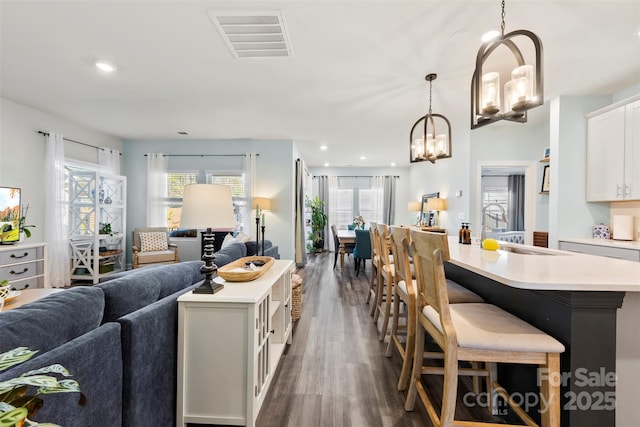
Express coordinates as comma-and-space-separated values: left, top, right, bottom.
385, 227, 483, 391
331, 224, 353, 270
353, 228, 371, 276
405, 230, 564, 427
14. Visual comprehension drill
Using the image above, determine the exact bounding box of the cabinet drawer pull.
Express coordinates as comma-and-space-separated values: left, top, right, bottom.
10, 252, 29, 259
270, 329, 275, 334
10, 267, 29, 275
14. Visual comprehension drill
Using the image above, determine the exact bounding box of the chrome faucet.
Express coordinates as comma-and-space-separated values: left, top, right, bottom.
481, 203, 508, 244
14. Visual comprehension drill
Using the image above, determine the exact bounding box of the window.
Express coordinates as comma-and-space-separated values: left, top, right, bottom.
165, 171, 247, 232
329, 177, 383, 230
481, 175, 509, 232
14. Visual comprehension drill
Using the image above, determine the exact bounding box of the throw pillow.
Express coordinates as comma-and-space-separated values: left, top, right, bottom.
236, 232, 251, 243
220, 233, 237, 249
139, 231, 168, 252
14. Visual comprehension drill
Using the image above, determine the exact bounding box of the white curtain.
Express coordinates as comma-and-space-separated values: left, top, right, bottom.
146, 153, 168, 227
243, 153, 257, 236
44, 132, 70, 288
372, 175, 385, 223
98, 147, 121, 175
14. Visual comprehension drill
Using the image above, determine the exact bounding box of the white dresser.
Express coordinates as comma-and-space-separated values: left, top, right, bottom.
176, 259, 294, 427
0, 243, 47, 290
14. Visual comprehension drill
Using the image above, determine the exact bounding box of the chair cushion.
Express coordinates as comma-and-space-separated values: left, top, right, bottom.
445, 280, 485, 304
136, 250, 176, 263
139, 231, 168, 252
423, 303, 565, 353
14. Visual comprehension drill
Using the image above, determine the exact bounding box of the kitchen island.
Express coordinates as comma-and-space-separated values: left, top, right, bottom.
443, 238, 639, 427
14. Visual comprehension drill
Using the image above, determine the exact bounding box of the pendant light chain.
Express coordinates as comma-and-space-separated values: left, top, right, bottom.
428, 78, 433, 115
500, 0, 506, 36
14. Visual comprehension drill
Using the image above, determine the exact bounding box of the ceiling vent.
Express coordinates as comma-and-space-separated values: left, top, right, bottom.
209, 11, 293, 59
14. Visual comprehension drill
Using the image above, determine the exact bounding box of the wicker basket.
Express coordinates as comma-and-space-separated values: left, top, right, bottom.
291, 276, 302, 322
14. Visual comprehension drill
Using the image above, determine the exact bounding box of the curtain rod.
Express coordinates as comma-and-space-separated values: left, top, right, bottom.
37, 131, 122, 154
314, 175, 399, 178
143, 154, 258, 158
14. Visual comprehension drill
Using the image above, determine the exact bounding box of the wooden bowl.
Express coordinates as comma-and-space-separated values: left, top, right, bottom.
217, 256, 275, 282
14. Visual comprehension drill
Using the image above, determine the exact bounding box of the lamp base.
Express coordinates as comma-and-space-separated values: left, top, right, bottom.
193, 277, 224, 294
194, 227, 224, 295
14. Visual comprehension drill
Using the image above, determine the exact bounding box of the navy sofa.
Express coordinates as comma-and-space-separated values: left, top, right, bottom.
0, 261, 204, 427
0, 239, 279, 426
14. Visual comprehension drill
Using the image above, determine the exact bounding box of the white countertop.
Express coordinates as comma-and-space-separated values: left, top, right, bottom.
558, 237, 640, 251
447, 237, 640, 292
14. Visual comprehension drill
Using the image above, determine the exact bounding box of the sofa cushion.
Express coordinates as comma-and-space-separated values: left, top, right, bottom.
0, 287, 105, 354
245, 239, 273, 256
0, 322, 123, 427
214, 241, 247, 267
98, 272, 163, 323
118, 280, 203, 426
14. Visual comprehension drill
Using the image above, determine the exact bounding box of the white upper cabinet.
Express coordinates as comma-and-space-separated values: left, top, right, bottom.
587, 98, 640, 201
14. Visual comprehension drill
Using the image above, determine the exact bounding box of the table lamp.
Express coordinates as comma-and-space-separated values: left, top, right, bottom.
181, 184, 236, 294
408, 201, 422, 226
426, 197, 446, 228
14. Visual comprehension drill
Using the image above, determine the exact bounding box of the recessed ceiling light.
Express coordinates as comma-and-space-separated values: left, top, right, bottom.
481, 30, 500, 42
95, 61, 116, 72
324, 162, 329, 167
320, 145, 328, 151
360, 156, 366, 160
390, 162, 396, 167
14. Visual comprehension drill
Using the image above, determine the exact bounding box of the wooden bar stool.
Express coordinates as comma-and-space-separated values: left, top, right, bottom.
366, 222, 378, 308
373, 223, 395, 340
406, 230, 564, 427
385, 227, 483, 391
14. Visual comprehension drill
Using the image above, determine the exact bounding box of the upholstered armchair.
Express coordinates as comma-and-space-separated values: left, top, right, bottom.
132, 227, 179, 269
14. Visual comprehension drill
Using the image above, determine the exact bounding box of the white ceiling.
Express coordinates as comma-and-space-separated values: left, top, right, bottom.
1, 1, 639, 167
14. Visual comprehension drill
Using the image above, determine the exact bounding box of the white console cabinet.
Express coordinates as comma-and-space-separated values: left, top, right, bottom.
0, 243, 47, 290
177, 259, 294, 427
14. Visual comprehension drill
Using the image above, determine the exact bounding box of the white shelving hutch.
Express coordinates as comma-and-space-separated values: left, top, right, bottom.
67, 168, 126, 284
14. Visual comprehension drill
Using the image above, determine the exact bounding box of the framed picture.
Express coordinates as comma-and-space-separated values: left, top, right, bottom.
420, 192, 440, 226
541, 165, 550, 192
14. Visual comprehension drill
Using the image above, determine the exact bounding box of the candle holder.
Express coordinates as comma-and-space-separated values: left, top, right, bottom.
261, 225, 266, 256
255, 216, 261, 251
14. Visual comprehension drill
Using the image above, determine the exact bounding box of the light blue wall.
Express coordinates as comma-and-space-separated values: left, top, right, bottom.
122, 139, 296, 262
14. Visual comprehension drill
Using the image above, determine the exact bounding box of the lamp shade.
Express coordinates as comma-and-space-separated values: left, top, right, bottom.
253, 197, 272, 211
180, 184, 236, 230
408, 202, 422, 212
427, 197, 446, 211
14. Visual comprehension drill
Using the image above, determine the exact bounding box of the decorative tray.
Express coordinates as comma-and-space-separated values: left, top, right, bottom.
217, 256, 275, 282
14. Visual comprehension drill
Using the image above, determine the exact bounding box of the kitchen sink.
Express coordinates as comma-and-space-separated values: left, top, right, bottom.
499, 245, 564, 256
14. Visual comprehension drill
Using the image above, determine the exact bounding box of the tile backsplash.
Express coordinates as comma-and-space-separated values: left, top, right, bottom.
610, 201, 640, 240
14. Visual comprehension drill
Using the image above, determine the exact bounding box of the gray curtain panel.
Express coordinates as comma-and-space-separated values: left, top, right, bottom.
508, 174, 525, 231
317, 175, 330, 251
295, 159, 307, 266
382, 175, 398, 225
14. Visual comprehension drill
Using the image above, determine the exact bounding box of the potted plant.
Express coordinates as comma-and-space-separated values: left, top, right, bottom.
305, 196, 327, 252
98, 222, 112, 236
18, 204, 35, 241
0, 347, 85, 426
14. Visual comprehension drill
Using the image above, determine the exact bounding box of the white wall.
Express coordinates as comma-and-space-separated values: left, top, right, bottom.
0, 97, 122, 243
122, 138, 296, 262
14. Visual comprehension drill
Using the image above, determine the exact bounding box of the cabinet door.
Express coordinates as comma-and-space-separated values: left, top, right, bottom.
625, 100, 640, 200
587, 106, 626, 201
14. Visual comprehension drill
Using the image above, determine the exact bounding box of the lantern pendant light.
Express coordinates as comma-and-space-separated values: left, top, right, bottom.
471, 0, 543, 129
409, 73, 452, 164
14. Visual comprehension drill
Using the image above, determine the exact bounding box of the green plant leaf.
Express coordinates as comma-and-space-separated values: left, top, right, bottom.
0, 348, 38, 372
38, 379, 81, 395
20, 364, 71, 378
0, 376, 59, 394
0, 407, 28, 425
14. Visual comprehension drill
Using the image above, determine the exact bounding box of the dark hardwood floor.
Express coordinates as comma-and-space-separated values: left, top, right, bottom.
256, 252, 505, 427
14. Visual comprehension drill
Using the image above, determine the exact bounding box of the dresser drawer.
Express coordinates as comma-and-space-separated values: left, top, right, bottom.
7, 275, 43, 291
0, 261, 39, 282
0, 247, 38, 265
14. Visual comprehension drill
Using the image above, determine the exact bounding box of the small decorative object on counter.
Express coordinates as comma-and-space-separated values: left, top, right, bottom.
459, 224, 464, 243
593, 223, 610, 239
462, 223, 472, 245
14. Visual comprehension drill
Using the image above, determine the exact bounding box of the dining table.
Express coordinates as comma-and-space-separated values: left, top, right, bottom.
1, 288, 64, 311
336, 229, 356, 273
